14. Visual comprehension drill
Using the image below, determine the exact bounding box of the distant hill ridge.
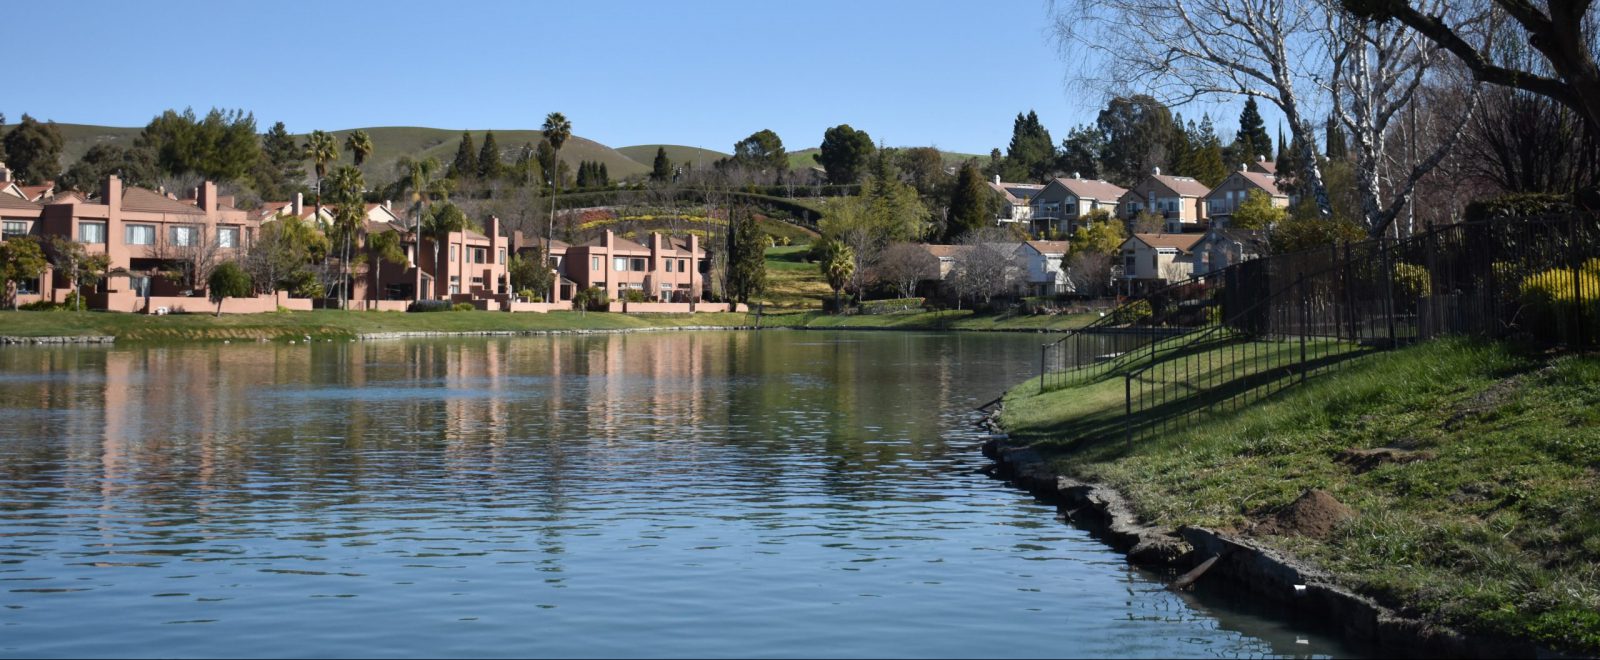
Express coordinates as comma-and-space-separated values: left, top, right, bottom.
4, 122, 982, 184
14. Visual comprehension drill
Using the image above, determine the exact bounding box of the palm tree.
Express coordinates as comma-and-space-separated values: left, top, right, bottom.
394, 156, 449, 232
304, 130, 340, 228
324, 165, 366, 307
345, 130, 374, 167
366, 229, 407, 305
422, 202, 467, 299
821, 239, 855, 311
540, 112, 572, 302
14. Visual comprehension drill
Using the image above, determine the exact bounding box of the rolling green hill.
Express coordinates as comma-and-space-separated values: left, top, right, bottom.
615, 145, 729, 170
785, 147, 984, 172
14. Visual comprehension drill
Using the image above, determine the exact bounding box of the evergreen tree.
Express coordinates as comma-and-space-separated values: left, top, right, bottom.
1003, 110, 1055, 182
451, 131, 478, 179
1057, 124, 1104, 179
1275, 124, 1287, 162
259, 121, 305, 199
1167, 112, 1192, 175
478, 131, 502, 179
946, 162, 992, 241
61, 144, 160, 193
815, 124, 875, 185
136, 108, 259, 182
515, 142, 543, 186
650, 147, 672, 182
1236, 98, 1272, 163
1325, 117, 1349, 161
598, 162, 608, 187
1, 114, 64, 185
1095, 95, 1175, 186
731, 129, 788, 177
1276, 132, 1313, 198
983, 148, 1004, 180
0, 113, 7, 162
726, 205, 768, 304
1186, 115, 1229, 188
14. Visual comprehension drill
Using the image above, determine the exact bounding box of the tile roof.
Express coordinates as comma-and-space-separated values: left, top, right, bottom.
18, 184, 53, 201
0, 194, 41, 211
122, 187, 204, 214
1049, 176, 1128, 202
1238, 171, 1286, 197
47, 191, 86, 205
1130, 233, 1204, 253
989, 181, 1045, 205
1249, 160, 1278, 175
1150, 174, 1210, 197
922, 244, 965, 258
1206, 228, 1269, 249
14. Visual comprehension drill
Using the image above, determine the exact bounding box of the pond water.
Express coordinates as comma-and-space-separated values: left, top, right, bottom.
0, 331, 1356, 658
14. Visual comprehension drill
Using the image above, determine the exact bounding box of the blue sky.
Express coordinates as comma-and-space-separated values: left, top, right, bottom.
5, 0, 1266, 155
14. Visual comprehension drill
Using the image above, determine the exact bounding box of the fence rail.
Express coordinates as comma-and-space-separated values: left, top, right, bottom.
1037, 213, 1600, 446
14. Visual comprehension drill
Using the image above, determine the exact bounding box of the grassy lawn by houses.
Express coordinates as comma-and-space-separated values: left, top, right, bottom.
0, 306, 1097, 343
1000, 338, 1600, 654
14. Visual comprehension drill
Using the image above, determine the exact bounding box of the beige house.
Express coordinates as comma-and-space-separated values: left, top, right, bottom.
988, 177, 1045, 227
1193, 228, 1269, 275
1015, 240, 1073, 296
1204, 169, 1289, 226
1029, 175, 1127, 238
1118, 169, 1211, 233
1120, 233, 1204, 284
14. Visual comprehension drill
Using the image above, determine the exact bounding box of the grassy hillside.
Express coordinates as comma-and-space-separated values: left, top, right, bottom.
616, 145, 729, 170
785, 147, 984, 172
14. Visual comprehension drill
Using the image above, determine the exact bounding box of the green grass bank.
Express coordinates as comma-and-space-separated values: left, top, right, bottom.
999, 338, 1600, 654
0, 307, 1095, 343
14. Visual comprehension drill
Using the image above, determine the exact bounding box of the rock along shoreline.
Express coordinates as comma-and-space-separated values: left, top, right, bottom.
977, 407, 1557, 659
0, 335, 115, 345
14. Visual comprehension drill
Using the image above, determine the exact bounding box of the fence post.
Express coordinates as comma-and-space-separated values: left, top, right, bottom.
1040, 343, 1047, 395
1299, 273, 1309, 384
1382, 238, 1398, 348
1570, 218, 1585, 347
1124, 373, 1133, 451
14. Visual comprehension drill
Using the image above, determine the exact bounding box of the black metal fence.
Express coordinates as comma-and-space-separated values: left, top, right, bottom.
1037, 213, 1600, 445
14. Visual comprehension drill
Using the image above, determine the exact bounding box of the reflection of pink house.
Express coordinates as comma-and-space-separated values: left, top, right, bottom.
563, 230, 705, 302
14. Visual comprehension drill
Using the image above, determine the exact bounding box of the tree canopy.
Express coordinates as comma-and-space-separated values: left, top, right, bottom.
1003, 110, 1055, 182
731, 129, 789, 175
136, 108, 259, 182
815, 124, 875, 185
1, 114, 64, 185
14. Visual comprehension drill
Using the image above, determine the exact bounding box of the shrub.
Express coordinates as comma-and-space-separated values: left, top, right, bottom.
517, 289, 535, 301
1464, 193, 1575, 223
1392, 262, 1433, 301
17, 292, 84, 311
858, 297, 924, 315
452, 302, 476, 312
622, 289, 649, 303
572, 286, 610, 311
407, 300, 454, 313
1520, 267, 1600, 335
1113, 299, 1154, 325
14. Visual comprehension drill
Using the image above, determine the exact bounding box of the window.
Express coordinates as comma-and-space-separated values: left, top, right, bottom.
79, 222, 106, 244
629, 258, 645, 271
3, 221, 29, 240
217, 226, 239, 248
125, 224, 156, 245
170, 226, 196, 247
678, 259, 686, 273
498, 248, 507, 265
472, 248, 487, 264
614, 257, 626, 272
591, 256, 600, 271
451, 245, 458, 262
664, 260, 673, 273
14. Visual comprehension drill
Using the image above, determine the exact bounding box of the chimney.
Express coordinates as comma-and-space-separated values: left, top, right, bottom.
604, 229, 613, 248
105, 175, 123, 212
1072, 171, 1080, 179
992, 174, 1001, 185
1153, 166, 1161, 176
1258, 154, 1267, 162
0, 162, 9, 183
1239, 163, 1248, 172
198, 182, 218, 215
384, 199, 392, 210
489, 215, 501, 249
293, 192, 304, 217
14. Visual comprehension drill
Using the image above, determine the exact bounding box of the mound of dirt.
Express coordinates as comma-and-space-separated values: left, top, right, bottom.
1252, 489, 1355, 539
